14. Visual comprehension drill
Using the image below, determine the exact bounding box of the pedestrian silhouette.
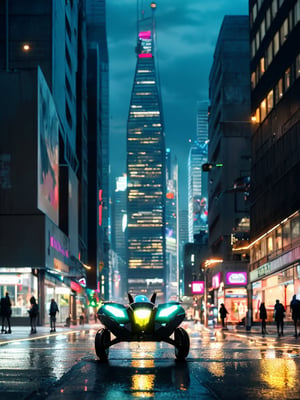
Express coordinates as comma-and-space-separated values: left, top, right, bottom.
290, 295, 300, 337
49, 299, 59, 332
28, 296, 39, 334
219, 303, 228, 328
1, 292, 12, 334
274, 299, 285, 337
259, 302, 267, 335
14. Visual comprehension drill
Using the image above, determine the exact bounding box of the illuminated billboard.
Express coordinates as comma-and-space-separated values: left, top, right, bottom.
226, 272, 247, 285
37, 68, 59, 224
137, 30, 153, 58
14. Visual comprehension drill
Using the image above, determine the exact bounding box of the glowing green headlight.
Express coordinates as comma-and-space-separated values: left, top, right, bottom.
157, 305, 179, 318
133, 308, 152, 329
105, 304, 127, 318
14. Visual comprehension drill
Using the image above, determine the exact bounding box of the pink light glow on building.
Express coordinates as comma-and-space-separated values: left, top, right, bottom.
138, 30, 151, 39
138, 53, 152, 58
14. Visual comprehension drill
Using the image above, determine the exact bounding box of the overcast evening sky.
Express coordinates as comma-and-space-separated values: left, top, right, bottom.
107, 0, 249, 209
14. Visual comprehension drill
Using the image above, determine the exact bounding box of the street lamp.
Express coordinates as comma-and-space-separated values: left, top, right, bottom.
202, 258, 223, 327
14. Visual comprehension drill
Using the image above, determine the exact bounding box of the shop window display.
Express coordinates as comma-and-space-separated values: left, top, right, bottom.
0, 272, 38, 317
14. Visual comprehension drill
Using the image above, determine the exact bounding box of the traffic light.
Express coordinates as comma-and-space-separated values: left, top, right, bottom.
202, 163, 213, 172
202, 163, 223, 172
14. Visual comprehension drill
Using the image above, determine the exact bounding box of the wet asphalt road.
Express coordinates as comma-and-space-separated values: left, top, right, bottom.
1, 323, 300, 399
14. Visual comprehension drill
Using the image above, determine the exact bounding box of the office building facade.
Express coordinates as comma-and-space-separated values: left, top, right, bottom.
249, 0, 300, 321
86, 0, 110, 298
207, 16, 251, 323
0, 0, 85, 324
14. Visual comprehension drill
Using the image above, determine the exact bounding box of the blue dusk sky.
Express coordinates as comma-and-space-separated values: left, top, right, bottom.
107, 0, 249, 209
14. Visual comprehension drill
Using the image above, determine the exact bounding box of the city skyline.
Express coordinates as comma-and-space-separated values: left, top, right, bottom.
107, 0, 249, 208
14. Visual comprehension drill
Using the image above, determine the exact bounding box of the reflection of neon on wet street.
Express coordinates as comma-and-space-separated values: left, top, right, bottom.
130, 349, 155, 397
261, 358, 296, 390
131, 374, 155, 397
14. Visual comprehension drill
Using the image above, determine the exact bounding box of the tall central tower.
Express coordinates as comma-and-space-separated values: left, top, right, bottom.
126, 2, 166, 300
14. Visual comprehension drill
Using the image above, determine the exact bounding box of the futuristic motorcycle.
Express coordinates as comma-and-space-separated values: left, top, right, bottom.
95, 293, 190, 361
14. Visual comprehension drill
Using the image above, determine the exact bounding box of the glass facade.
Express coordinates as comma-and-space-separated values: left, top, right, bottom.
127, 19, 166, 300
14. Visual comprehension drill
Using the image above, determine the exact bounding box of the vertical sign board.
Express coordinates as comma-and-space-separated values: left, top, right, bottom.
37, 68, 59, 225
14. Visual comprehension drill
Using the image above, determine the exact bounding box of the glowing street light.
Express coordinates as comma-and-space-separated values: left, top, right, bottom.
202, 258, 223, 326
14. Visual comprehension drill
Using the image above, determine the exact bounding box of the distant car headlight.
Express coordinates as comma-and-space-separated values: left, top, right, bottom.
133, 308, 152, 329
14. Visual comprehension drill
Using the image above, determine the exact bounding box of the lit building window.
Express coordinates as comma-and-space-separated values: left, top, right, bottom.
285, 67, 291, 90
251, 72, 256, 89
272, 0, 278, 19
267, 90, 273, 113
274, 78, 283, 104
253, 2, 257, 22
267, 235, 273, 252
255, 107, 260, 123
260, 57, 265, 75
296, 54, 300, 78
295, 1, 300, 25
280, 18, 289, 45
273, 32, 279, 56
260, 99, 267, 121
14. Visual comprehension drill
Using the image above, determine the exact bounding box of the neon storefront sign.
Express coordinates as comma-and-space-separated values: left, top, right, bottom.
226, 272, 247, 285
50, 236, 69, 258
191, 281, 204, 294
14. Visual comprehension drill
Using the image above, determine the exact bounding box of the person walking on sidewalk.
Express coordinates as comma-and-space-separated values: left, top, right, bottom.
1, 292, 12, 334
290, 295, 300, 337
219, 303, 229, 329
28, 296, 39, 334
259, 302, 267, 335
49, 299, 59, 332
274, 299, 285, 337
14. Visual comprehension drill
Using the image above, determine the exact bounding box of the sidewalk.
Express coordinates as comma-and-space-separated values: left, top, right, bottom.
0, 323, 95, 345
205, 321, 300, 344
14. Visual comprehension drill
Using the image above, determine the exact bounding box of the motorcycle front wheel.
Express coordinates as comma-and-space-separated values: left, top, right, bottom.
95, 328, 111, 361
174, 327, 190, 360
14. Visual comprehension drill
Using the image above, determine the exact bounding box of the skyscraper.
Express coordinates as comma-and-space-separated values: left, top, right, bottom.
126, 2, 166, 300
188, 101, 209, 242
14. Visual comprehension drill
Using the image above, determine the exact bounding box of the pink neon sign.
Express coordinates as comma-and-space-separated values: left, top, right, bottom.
212, 272, 221, 289
139, 30, 151, 39
226, 272, 247, 285
191, 281, 204, 294
138, 53, 152, 58
50, 236, 69, 258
